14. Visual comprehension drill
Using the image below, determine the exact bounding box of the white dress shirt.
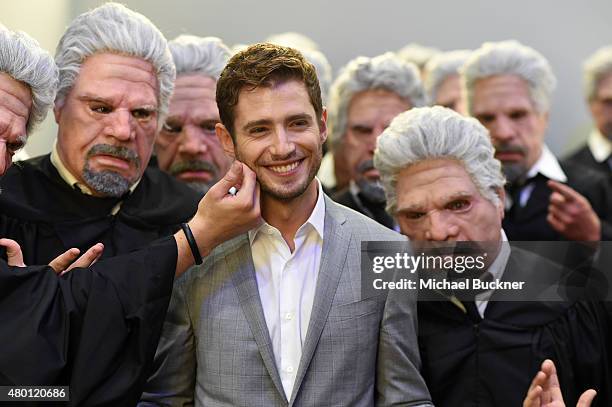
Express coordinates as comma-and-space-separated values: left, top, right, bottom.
248, 180, 325, 398
587, 128, 612, 166
511, 145, 567, 209
475, 229, 511, 317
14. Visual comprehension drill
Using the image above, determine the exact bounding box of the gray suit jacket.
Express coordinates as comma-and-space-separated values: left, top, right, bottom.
140, 197, 432, 406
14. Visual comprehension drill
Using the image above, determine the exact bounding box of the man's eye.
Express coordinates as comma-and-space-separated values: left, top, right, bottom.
201, 123, 217, 133
162, 122, 182, 133
600, 98, 612, 108
91, 105, 112, 114
447, 200, 470, 211
476, 114, 494, 124
250, 127, 267, 135
509, 110, 527, 120
132, 109, 154, 120
405, 212, 425, 220
292, 119, 308, 128
351, 126, 373, 136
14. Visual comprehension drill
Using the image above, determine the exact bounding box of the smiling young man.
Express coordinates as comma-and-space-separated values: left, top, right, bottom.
0, 3, 201, 265
141, 43, 432, 407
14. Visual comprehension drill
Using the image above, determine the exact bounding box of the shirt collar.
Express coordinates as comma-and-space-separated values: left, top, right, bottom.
248, 178, 326, 245
525, 144, 567, 183
487, 229, 511, 281
50, 140, 141, 196
587, 128, 612, 163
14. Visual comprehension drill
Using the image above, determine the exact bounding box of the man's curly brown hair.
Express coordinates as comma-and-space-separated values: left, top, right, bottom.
216, 43, 323, 139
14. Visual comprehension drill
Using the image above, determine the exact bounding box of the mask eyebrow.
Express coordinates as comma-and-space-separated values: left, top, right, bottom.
396, 202, 426, 215
0, 89, 31, 119
396, 191, 473, 215
78, 94, 113, 104
441, 191, 473, 203
77, 94, 158, 112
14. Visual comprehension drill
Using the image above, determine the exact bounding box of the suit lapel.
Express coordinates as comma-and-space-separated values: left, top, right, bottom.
228, 235, 287, 403
289, 198, 350, 404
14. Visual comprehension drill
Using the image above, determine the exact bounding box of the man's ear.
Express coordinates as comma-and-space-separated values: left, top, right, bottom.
53, 102, 63, 124
319, 108, 328, 144
495, 186, 506, 220
216, 123, 236, 159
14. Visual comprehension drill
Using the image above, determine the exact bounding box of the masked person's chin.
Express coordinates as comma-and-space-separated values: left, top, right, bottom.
82, 168, 132, 197
356, 178, 386, 203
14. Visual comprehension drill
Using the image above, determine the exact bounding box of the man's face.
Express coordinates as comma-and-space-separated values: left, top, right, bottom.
156, 74, 231, 194
54, 52, 159, 197
217, 80, 326, 201
471, 75, 548, 184
395, 158, 504, 242
0, 73, 31, 175
435, 74, 465, 114
343, 89, 410, 199
589, 72, 612, 140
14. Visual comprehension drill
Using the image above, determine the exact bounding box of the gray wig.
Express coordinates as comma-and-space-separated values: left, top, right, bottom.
54, 2, 175, 121
374, 106, 505, 214
169, 35, 231, 80
328, 52, 426, 149
583, 46, 612, 101
461, 40, 556, 114
424, 49, 471, 104
0, 25, 58, 134
396, 43, 441, 71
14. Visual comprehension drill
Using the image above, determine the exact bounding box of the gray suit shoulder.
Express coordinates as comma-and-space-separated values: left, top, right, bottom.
326, 196, 406, 242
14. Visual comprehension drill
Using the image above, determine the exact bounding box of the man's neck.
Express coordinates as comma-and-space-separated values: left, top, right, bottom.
260, 180, 319, 252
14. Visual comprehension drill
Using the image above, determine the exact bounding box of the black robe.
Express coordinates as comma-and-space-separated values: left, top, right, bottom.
503, 161, 612, 241
417, 247, 612, 407
0, 237, 177, 406
332, 187, 395, 230
0, 154, 200, 264
564, 144, 611, 176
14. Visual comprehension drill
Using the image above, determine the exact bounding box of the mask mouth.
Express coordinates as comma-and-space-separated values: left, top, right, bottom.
86, 143, 140, 170
356, 159, 379, 180
169, 159, 217, 177
82, 144, 141, 197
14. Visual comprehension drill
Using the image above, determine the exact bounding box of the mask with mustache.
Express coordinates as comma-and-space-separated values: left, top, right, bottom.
495, 142, 528, 185
168, 159, 218, 195
82, 144, 140, 197
355, 159, 386, 203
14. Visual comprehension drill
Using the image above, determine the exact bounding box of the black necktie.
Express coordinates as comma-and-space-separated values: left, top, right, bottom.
505, 174, 541, 216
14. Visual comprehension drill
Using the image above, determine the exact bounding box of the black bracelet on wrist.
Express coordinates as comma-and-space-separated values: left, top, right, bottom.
181, 223, 203, 265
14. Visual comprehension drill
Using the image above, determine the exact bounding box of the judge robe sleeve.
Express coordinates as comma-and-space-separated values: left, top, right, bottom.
0, 236, 177, 407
